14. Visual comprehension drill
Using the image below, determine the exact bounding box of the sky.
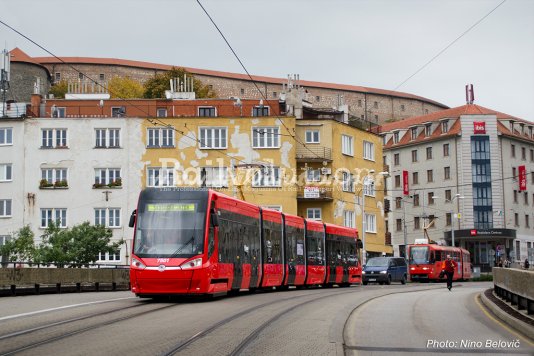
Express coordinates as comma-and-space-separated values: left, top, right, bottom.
1, 0, 533, 120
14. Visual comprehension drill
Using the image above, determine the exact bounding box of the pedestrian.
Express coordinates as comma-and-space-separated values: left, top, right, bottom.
525, 258, 530, 270
442, 255, 457, 291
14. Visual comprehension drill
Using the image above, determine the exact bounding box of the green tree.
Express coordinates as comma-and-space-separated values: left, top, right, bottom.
107, 76, 144, 99
0, 226, 36, 262
143, 67, 216, 99
48, 80, 68, 99
38, 222, 124, 266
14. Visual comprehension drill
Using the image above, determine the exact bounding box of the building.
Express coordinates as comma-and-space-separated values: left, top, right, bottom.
1, 85, 391, 263
381, 102, 534, 270
9, 48, 448, 125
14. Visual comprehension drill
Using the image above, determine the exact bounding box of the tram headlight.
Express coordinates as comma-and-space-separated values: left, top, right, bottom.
362, 271, 366, 275
181, 258, 202, 270
131, 257, 146, 269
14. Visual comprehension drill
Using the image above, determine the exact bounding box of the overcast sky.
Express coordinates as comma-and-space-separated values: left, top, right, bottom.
2, 0, 533, 120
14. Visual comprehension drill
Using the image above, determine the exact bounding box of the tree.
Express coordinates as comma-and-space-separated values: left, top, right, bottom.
143, 67, 216, 99
107, 76, 144, 99
0, 226, 36, 262
48, 80, 68, 99
38, 222, 124, 266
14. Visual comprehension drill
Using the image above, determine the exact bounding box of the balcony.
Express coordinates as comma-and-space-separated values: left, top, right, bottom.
297, 187, 333, 202
296, 144, 332, 162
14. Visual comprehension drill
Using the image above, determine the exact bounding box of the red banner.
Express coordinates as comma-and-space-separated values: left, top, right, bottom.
473, 121, 486, 134
403, 170, 409, 195
519, 165, 527, 191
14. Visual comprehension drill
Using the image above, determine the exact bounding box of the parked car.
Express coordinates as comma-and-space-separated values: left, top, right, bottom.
362, 257, 407, 285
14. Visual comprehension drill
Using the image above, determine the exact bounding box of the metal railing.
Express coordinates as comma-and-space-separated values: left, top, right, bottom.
296, 145, 332, 161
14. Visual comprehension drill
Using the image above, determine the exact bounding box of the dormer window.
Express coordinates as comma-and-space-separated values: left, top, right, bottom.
425, 124, 432, 137
411, 128, 418, 140
520, 124, 525, 135
442, 121, 449, 133
510, 121, 514, 132
529, 126, 533, 138
393, 131, 400, 144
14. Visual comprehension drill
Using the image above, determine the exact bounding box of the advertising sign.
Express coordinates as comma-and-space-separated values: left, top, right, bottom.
473, 121, 486, 134
519, 165, 527, 191
304, 186, 320, 198
403, 170, 409, 196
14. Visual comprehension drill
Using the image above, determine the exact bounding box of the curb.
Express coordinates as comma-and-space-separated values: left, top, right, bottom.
479, 288, 534, 341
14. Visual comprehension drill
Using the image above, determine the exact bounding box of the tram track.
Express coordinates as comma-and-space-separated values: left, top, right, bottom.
161, 287, 359, 356
0, 301, 179, 356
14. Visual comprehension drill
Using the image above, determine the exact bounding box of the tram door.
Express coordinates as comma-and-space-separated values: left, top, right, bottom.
326, 235, 338, 284
248, 214, 260, 288
231, 221, 244, 290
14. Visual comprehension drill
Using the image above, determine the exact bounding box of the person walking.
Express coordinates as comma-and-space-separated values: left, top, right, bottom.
442, 255, 457, 291
525, 258, 530, 270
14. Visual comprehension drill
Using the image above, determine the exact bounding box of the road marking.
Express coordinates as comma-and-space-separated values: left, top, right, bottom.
0, 296, 136, 321
345, 345, 528, 354
475, 293, 534, 347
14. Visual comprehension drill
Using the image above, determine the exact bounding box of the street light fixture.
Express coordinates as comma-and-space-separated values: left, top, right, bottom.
360, 169, 389, 265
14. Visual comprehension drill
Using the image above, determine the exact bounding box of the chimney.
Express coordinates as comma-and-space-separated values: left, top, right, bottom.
30, 94, 42, 117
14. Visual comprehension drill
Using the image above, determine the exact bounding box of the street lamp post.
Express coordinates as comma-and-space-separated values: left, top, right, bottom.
449, 194, 464, 247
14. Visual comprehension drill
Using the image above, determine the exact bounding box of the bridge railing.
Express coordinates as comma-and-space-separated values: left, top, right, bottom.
493, 267, 534, 315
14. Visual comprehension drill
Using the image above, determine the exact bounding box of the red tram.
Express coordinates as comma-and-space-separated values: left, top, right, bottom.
407, 243, 472, 282
128, 188, 362, 297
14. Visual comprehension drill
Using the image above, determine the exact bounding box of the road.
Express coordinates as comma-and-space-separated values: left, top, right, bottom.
0, 282, 531, 355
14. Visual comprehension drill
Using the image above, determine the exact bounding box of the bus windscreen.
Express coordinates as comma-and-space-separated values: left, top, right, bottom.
133, 201, 206, 258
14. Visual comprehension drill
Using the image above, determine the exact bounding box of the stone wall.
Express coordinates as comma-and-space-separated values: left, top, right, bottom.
9, 62, 50, 103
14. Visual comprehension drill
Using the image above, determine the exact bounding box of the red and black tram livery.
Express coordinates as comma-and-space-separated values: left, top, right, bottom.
408, 243, 472, 282
129, 188, 362, 297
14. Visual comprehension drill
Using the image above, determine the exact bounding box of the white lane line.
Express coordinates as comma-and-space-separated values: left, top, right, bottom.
0, 296, 137, 321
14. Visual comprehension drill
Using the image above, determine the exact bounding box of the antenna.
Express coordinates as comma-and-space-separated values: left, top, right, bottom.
1, 48, 11, 117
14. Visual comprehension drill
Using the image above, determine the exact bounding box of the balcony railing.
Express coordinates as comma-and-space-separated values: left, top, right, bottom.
296, 144, 332, 162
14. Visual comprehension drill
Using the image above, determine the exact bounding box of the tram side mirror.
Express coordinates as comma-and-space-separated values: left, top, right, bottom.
128, 210, 137, 228
210, 209, 219, 227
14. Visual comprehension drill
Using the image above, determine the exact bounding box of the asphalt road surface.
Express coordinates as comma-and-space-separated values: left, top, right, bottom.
0, 282, 531, 355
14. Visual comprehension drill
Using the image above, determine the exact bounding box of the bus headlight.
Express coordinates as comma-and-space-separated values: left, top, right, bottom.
181, 258, 202, 270
131, 257, 146, 269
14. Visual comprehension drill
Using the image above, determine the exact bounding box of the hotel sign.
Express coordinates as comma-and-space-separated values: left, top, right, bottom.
473, 121, 486, 134
445, 229, 516, 239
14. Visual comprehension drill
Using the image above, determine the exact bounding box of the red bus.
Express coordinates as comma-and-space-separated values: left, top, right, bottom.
408, 244, 472, 282
128, 188, 361, 297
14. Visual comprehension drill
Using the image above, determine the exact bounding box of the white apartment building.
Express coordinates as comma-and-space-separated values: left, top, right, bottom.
0, 116, 145, 264
381, 104, 534, 271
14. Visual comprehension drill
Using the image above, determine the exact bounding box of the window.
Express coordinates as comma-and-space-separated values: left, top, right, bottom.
199, 127, 227, 149
442, 121, 449, 133
411, 128, 418, 140
0, 128, 13, 145
443, 143, 450, 157
343, 211, 355, 228
307, 208, 321, 221
111, 107, 126, 117
526, 215, 530, 228
428, 192, 435, 205
253, 166, 281, 187
427, 169, 434, 183
0, 199, 12, 217
95, 168, 121, 186
240, 88, 245, 95
0, 164, 12, 181
252, 106, 269, 117
358, 100, 362, 107
412, 172, 419, 185
363, 178, 375, 196
94, 208, 121, 228
51, 106, 66, 118
411, 150, 418, 162
531, 149, 534, 162
514, 190, 518, 203
393, 131, 400, 144
342, 172, 354, 192
515, 213, 519, 226
272, 92, 277, 98
395, 197, 402, 209
316, 96, 320, 102
512, 167, 517, 180
198, 107, 216, 117
401, 104, 405, 112
394, 153, 400, 166
306, 169, 321, 182
40, 208, 67, 228
414, 217, 420, 230
444, 166, 451, 180
341, 135, 353, 156
446, 213, 452, 226
426, 147, 433, 159
147, 167, 174, 187
511, 144, 516, 157
413, 194, 420, 207
373, 101, 378, 109
445, 190, 452, 201
97, 250, 121, 262
396, 219, 402, 231
365, 213, 376, 233
252, 127, 280, 148
425, 124, 432, 136
305, 130, 320, 143
95, 128, 121, 148
200, 167, 228, 188
99, 73, 105, 81
394, 175, 401, 188
41, 128, 67, 148
156, 108, 167, 118
54, 72, 61, 82
41, 168, 68, 185
524, 192, 529, 205
78, 72, 84, 80
522, 147, 526, 160
147, 127, 175, 148
363, 141, 375, 160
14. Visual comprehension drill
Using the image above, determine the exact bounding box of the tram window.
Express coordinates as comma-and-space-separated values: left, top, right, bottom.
208, 226, 215, 258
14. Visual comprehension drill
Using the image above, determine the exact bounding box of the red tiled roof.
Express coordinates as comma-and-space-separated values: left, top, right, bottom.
9, 47, 42, 66
13, 51, 449, 108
